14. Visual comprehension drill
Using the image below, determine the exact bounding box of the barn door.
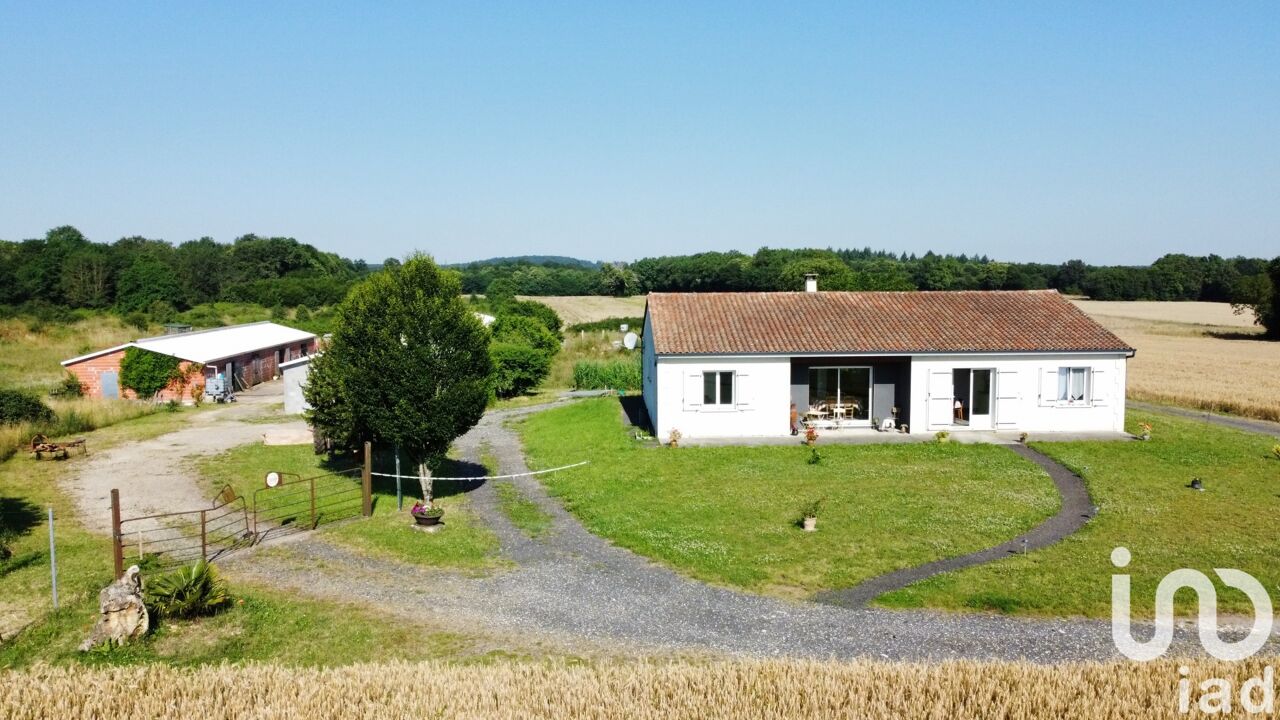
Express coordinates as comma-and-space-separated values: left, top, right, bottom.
100, 371, 119, 399
927, 369, 953, 429
995, 369, 1019, 427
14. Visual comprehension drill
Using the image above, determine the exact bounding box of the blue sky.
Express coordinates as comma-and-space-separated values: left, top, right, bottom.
1, 2, 1276, 265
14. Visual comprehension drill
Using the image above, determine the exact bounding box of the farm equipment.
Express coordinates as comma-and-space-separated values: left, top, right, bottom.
204, 374, 236, 404
30, 434, 87, 460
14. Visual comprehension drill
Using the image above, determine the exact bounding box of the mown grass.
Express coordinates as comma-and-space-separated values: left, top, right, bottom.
0, 583, 480, 669
495, 484, 553, 538
197, 443, 502, 571
878, 408, 1280, 617
0, 408, 200, 641
4, 656, 1271, 718
518, 399, 1058, 599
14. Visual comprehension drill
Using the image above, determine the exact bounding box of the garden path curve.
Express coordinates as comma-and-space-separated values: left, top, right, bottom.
220, 405, 1230, 663
813, 444, 1095, 608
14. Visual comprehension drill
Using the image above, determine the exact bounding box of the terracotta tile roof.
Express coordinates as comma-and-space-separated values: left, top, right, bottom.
645, 290, 1133, 355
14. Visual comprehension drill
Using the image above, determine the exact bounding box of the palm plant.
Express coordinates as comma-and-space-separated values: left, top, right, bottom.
145, 560, 232, 619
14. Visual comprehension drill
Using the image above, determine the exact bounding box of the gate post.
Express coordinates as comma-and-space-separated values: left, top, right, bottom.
110, 488, 123, 578
362, 441, 372, 517
200, 510, 207, 561
309, 477, 317, 527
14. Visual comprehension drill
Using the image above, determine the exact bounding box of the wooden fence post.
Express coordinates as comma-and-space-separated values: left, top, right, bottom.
110, 488, 123, 578
362, 441, 372, 517
200, 510, 207, 562
309, 477, 317, 527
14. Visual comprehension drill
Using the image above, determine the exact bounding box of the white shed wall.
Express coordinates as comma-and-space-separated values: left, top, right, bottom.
282, 359, 312, 415
652, 356, 792, 440
907, 353, 1127, 434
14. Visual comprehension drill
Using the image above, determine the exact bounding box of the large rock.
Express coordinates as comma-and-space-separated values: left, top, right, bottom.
79, 565, 149, 651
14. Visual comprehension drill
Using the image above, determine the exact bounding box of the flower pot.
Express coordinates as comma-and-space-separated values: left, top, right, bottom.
802, 516, 817, 532
412, 511, 443, 526
1140, 433, 1151, 442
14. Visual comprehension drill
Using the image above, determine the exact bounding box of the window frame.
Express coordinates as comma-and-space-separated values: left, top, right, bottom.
701, 370, 735, 408
1056, 366, 1091, 406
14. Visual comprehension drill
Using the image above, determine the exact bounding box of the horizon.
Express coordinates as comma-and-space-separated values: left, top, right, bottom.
1, 3, 1277, 266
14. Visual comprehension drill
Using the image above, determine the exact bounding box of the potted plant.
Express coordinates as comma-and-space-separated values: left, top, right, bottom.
804, 426, 819, 447
1137, 422, 1152, 442
410, 500, 444, 526
935, 430, 950, 443
872, 416, 881, 432
668, 428, 682, 448
1018, 432, 1028, 444
800, 498, 823, 532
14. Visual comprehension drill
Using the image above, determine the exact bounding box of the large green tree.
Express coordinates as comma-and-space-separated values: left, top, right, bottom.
305, 255, 493, 501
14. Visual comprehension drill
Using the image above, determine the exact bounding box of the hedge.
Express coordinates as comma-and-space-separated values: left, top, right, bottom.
0, 389, 56, 425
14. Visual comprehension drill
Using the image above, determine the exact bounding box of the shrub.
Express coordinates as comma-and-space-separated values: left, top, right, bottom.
51, 372, 86, 398
491, 343, 553, 398
503, 300, 564, 341
0, 389, 56, 425
492, 315, 559, 355
119, 347, 183, 399
935, 431, 951, 443
572, 356, 641, 391
294, 305, 312, 322
124, 311, 149, 331
800, 498, 824, 518
806, 447, 822, 465
1272, 444, 1280, 461
145, 560, 232, 619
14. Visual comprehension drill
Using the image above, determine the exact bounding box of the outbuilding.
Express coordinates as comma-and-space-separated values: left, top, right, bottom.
62, 321, 318, 401
641, 281, 1134, 440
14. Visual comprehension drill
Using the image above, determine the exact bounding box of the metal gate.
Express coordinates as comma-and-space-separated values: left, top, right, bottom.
250, 469, 364, 543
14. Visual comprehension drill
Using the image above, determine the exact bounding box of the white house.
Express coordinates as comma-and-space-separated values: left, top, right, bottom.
641, 281, 1134, 440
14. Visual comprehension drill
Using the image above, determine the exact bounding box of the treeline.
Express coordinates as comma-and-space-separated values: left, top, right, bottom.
0, 226, 367, 318
459, 247, 1271, 301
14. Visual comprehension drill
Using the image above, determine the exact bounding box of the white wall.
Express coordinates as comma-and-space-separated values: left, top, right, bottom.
652, 356, 792, 440
282, 359, 312, 415
907, 353, 1128, 434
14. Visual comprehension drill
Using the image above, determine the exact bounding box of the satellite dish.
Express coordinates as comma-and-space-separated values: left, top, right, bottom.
264, 471, 282, 489
623, 332, 639, 350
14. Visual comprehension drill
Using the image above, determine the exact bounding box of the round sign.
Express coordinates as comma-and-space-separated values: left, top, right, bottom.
265, 471, 281, 488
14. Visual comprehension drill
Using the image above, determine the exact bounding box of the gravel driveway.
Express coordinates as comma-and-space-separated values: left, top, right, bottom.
221, 405, 1234, 663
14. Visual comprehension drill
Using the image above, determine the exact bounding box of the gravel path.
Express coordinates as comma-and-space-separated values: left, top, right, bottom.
67, 383, 305, 535
222, 405, 1230, 663
815, 444, 1095, 607
1129, 400, 1280, 438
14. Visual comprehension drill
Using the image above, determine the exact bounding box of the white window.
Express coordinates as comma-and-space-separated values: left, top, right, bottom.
702, 371, 734, 406
1057, 367, 1090, 404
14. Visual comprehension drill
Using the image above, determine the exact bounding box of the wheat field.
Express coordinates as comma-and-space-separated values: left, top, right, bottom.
2, 657, 1273, 719
519, 295, 647, 326
1069, 300, 1280, 422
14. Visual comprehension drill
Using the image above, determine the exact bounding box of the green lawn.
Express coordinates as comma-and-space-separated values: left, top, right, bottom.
878, 409, 1280, 617
198, 443, 502, 572
518, 399, 1059, 599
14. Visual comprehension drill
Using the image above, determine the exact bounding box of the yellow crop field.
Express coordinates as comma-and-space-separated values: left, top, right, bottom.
520, 295, 647, 326
1, 657, 1269, 719
1071, 300, 1280, 422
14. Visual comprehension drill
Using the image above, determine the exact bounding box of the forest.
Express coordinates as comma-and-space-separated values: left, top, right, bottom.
2, 226, 1276, 337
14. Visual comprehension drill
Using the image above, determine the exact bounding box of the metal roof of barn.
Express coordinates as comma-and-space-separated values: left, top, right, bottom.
62, 321, 316, 366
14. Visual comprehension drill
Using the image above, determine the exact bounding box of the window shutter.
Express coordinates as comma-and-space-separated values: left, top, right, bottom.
1091, 368, 1107, 406
683, 373, 703, 411
1039, 368, 1058, 407
735, 372, 752, 409
996, 369, 1019, 426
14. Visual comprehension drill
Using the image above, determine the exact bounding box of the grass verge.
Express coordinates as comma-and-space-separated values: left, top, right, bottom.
877, 408, 1280, 616
518, 398, 1059, 599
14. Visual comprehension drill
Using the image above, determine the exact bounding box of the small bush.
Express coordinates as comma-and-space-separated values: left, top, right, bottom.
572, 355, 641, 391
145, 560, 232, 619
935, 431, 950, 443
567, 316, 645, 334
800, 498, 824, 518
1272, 444, 1280, 461
51, 372, 86, 398
0, 389, 56, 425
806, 447, 822, 465
490, 343, 553, 398
124, 311, 150, 331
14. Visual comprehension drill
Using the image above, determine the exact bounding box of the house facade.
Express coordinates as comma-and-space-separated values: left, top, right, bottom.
63, 321, 317, 401
641, 285, 1133, 440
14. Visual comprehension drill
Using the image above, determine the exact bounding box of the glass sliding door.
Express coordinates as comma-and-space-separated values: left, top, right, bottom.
807, 366, 872, 424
